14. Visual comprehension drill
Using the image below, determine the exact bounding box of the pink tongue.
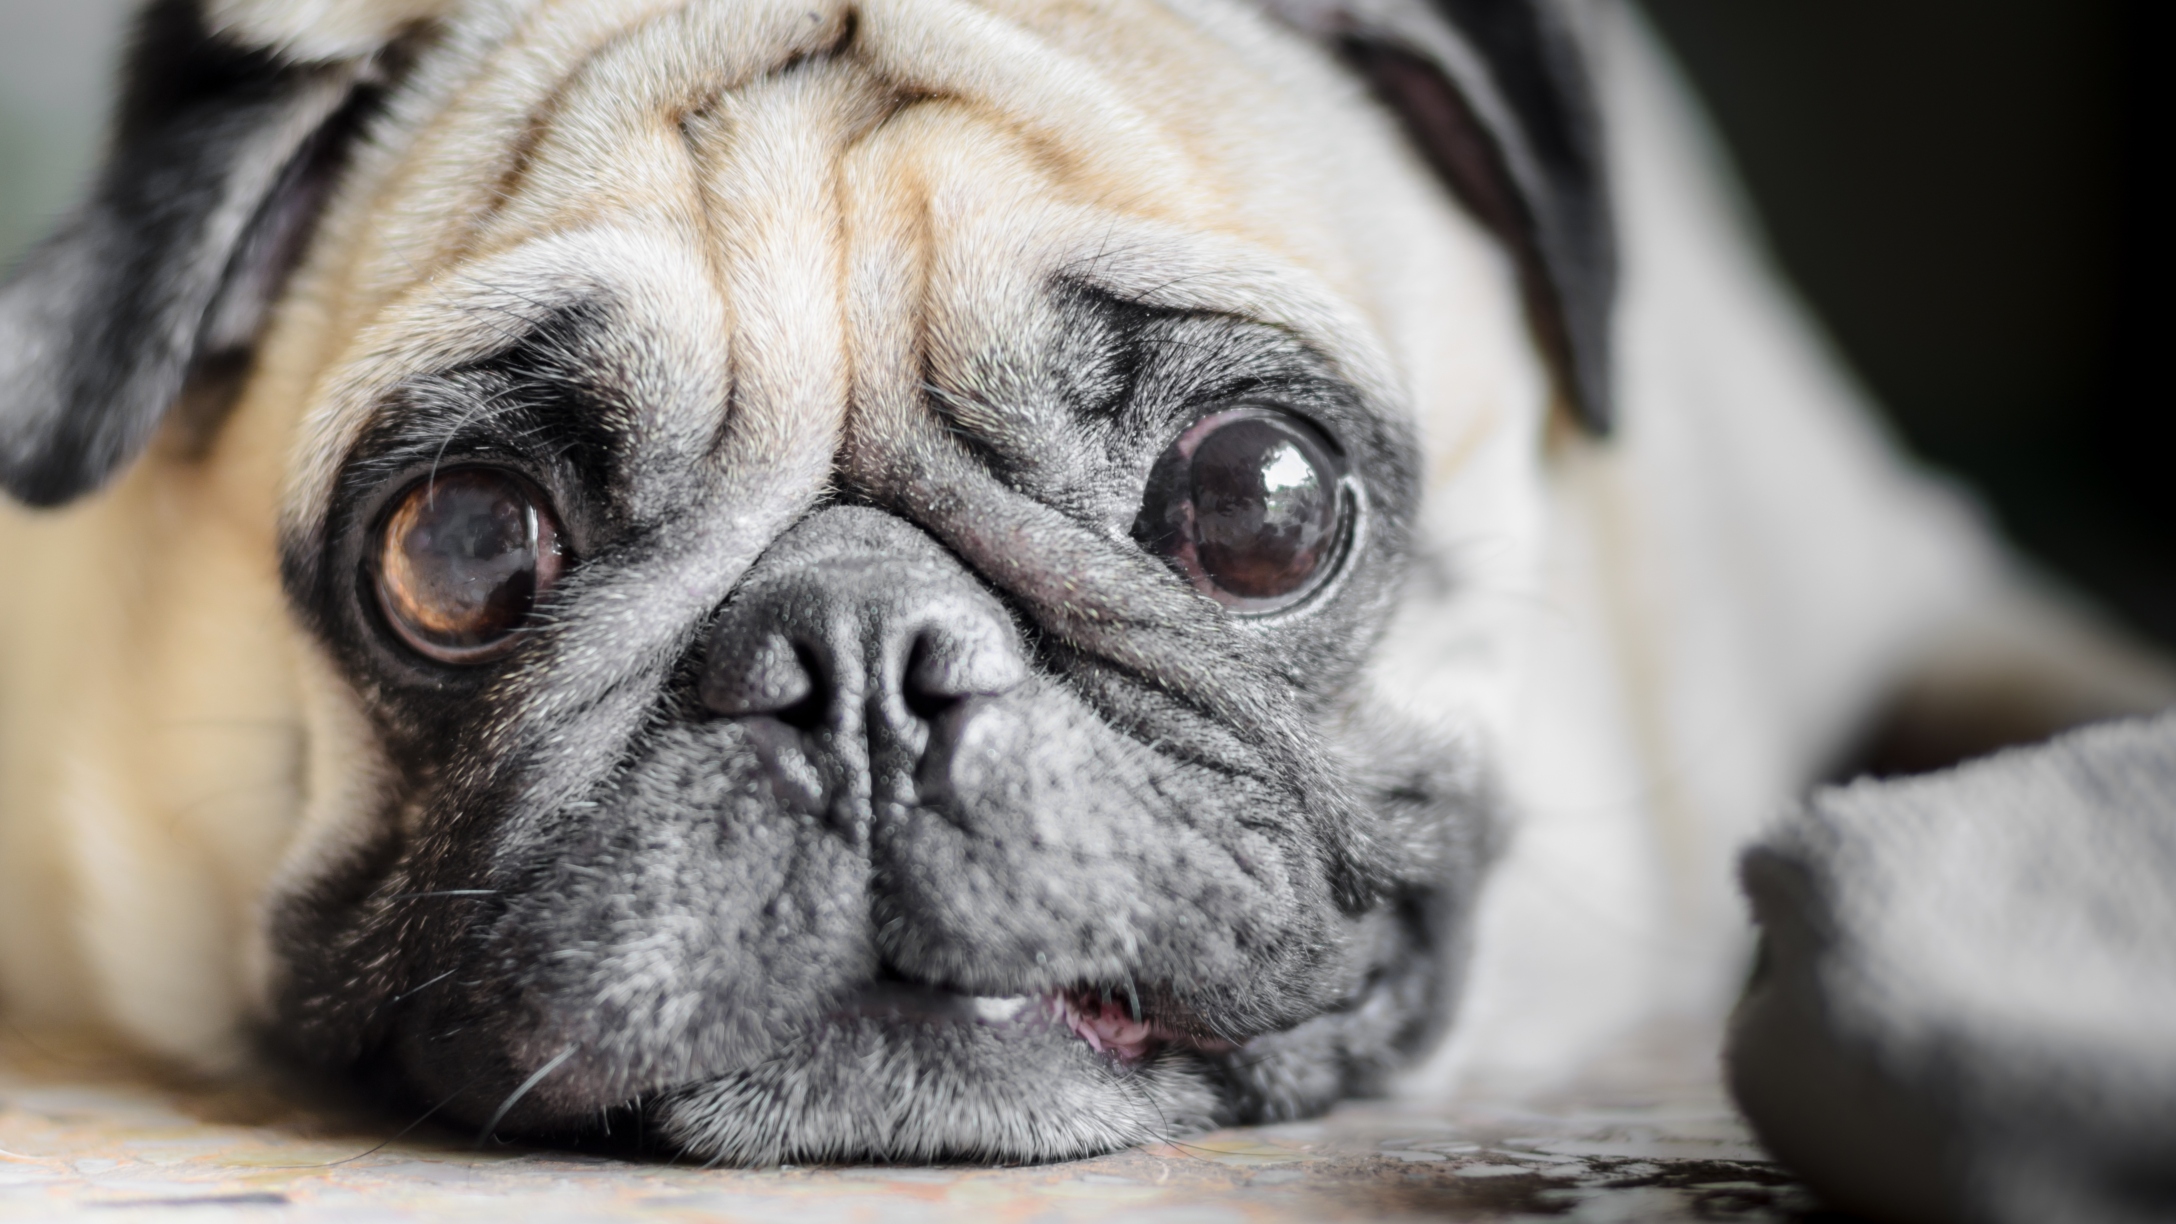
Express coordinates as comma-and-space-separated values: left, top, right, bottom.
1059, 996, 1157, 1061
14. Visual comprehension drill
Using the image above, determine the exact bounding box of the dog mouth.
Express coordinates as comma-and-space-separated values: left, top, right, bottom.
837, 980, 1230, 1063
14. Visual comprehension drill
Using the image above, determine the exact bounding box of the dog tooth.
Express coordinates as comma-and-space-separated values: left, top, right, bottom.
971, 996, 1031, 1023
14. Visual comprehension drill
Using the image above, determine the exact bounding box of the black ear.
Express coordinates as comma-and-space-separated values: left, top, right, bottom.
1272, 0, 1616, 433
0, 0, 390, 507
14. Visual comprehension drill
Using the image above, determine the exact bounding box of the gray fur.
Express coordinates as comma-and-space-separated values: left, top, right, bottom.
1731, 711, 2176, 1224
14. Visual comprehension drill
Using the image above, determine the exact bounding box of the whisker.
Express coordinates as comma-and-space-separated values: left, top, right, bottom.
255, 1066, 494, 1170
1160, 1137, 1235, 1163
475, 1046, 576, 1148
387, 890, 499, 900
385, 969, 458, 1007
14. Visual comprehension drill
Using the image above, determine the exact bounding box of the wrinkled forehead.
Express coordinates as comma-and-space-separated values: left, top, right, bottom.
284, 0, 1426, 528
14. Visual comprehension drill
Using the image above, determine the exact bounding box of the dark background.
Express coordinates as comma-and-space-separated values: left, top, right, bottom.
1641, 0, 2176, 645
2, 1, 2169, 642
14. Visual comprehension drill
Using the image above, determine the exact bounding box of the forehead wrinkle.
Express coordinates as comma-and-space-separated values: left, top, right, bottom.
853, 0, 1206, 224
440, 4, 819, 275
883, 110, 1403, 420
851, 0, 1366, 279
333, 0, 693, 318
341, 0, 856, 319
835, 100, 959, 495
846, 100, 1137, 418
680, 58, 875, 493
828, 0, 1404, 418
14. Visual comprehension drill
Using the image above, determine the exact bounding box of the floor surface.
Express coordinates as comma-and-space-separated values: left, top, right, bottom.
0, 1027, 1824, 1222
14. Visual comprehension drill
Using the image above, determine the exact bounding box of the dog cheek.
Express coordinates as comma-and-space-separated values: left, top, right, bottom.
411, 728, 879, 1122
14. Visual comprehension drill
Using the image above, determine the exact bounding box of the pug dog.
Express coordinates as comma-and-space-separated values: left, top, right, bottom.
0, 0, 2162, 1166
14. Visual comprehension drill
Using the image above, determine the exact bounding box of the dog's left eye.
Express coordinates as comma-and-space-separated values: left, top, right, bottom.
1133, 406, 1352, 613
373, 468, 565, 663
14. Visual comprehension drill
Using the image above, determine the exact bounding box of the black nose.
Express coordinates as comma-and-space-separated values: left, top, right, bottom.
699, 509, 1026, 821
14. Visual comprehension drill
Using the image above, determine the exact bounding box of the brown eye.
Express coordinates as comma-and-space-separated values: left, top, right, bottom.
373, 468, 565, 662
1133, 406, 1351, 613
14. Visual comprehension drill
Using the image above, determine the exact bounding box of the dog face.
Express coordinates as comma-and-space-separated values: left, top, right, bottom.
0, 0, 1609, 1162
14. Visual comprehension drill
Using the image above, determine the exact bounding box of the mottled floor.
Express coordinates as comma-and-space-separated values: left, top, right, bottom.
0, 1026, 1825, 1223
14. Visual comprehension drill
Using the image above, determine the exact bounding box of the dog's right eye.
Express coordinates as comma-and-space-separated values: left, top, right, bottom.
373, 468, 565, 663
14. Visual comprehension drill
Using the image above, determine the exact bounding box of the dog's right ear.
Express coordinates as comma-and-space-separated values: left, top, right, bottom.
0, 0, 433, 508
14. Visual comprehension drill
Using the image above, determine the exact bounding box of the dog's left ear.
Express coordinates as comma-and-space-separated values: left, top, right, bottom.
0, 0, 438, 508
1267, 0, 1616, 433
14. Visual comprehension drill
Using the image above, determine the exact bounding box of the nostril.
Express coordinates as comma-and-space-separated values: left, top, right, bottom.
774, 640, 830, 731
903, 634, 961, 721
902, 623, 1026, 721
700, 631, 827, 724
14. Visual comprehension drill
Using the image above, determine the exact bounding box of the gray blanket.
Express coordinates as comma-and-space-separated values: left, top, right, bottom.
1729, 711, 2176, 1224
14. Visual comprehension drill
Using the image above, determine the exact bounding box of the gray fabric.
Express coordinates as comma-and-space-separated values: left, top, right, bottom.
1730, 711, 2176, 1224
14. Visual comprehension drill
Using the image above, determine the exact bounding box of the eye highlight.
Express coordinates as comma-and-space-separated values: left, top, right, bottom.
1133, 406, 1352, 613
372, 467, 565, 663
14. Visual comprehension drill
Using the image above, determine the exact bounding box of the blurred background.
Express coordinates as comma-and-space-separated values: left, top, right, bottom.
1642, 0, 2176, 648
2, 0, 2170, 644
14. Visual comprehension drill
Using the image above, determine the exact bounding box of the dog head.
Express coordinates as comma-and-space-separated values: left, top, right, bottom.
0, 0, 1609, 1162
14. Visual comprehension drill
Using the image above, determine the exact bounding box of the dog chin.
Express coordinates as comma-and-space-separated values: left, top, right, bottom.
651, 981, 1227, 1165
